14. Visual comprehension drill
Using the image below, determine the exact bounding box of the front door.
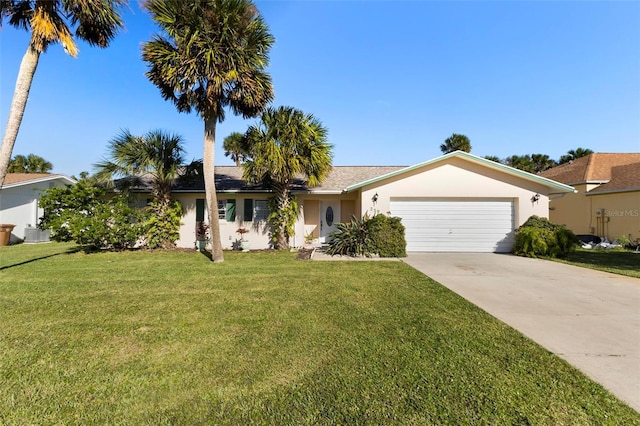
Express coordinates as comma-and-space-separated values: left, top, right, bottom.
320, 201, 340, 243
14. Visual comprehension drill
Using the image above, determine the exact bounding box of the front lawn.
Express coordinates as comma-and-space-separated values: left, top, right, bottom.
1, 243, 638, 424
555, 247, 640, 278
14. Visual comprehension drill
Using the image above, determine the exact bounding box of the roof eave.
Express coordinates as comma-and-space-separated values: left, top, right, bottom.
1, 175, 76, 189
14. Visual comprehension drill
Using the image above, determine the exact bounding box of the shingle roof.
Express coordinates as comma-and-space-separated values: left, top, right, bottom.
587, 163, 640, 194
2, 173, 75, 188
540, 153, 640, 185
124, 165, 407, 193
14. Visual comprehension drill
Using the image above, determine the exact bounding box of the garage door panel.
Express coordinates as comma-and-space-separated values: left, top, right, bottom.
391, 200, 515, 253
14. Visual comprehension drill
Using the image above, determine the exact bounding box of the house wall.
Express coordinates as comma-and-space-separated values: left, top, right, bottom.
549, 186, 640, 241
356, 158, 551, 227
548, 183, 595, 235
0, 179, 68, 243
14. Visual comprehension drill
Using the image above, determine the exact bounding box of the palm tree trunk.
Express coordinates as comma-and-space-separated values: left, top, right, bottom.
0, 45, 41, 188
273, 182, 290, 250
204, 115, 224, 262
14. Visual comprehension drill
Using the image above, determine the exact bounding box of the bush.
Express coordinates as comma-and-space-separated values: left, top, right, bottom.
143, 200, 183, 249
326, 214, 407, 257
367, 214, 407, 257
513, 215, 578, 258
39, 182, 148, 251
325, 216, 370, 257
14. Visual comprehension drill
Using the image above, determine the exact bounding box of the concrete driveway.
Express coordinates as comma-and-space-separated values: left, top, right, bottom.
403, 253, 640, 412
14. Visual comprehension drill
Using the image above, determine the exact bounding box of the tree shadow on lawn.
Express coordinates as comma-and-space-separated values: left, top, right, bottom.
565, 249, 640, 274
0, 245, 82, 271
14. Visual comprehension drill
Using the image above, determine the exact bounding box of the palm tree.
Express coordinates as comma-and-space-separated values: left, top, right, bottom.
0, 0, 126, 188
484, 155, 503, 164
530, 153, 556, 174
223, 132, 249, 166
94, 129, 185, 210
504, 154, 534, 173
440, 133, 471, 154
559, 148, 593, 164
142, 0, 274, 262
8, 153, 53, 172
242, 106, 333, 249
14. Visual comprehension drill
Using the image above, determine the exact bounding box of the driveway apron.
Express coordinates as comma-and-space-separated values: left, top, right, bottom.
403, 253, 640, 412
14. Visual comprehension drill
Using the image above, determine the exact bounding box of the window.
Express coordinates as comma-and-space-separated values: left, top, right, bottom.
243, 199, 269, 222
254, 200, 269, 222
217, 199, 236, 221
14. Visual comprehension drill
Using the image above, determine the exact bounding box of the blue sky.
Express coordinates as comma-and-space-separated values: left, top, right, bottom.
1, 1, 639, 177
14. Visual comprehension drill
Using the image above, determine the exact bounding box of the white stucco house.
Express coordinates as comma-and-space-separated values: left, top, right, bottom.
0, 173, 76, 244
128, 151, 576, 253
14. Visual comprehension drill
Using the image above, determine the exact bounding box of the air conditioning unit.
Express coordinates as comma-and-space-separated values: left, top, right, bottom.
24, 227, 51, 243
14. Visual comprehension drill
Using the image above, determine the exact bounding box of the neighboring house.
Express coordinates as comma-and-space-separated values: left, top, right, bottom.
0, 173, 76, 244
540, 153, 640, 242
129, 151, 575, 253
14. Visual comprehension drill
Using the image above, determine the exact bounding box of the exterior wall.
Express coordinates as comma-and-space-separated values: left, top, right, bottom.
549, 186, 640, 241
356, 158, 551, 227
0, 179, 68, 243
548, 183, 595, 235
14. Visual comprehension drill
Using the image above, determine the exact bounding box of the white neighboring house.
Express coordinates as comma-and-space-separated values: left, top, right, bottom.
0, 173, 76, 243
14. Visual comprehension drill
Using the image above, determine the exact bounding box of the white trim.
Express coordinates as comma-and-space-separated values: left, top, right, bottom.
2, 175, 76, 190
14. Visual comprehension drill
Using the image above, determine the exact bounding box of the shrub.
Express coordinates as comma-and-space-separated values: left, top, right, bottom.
326, 214, 407, 257
513, 215, 578, 258
367, 214, 407, 257
325, 216, 370, 257
39, 182, 147, 251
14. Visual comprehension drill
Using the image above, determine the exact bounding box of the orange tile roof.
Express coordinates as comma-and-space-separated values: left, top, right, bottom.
540, 153, 640, 186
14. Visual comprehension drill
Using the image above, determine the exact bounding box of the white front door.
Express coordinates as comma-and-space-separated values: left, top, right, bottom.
320, 201, 340, 243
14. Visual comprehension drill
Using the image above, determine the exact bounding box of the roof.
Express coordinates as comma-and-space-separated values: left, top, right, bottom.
2, 173, 76, 189
540, 153, 640, 185
587, 163, 640, 195
344, 151, 576, 194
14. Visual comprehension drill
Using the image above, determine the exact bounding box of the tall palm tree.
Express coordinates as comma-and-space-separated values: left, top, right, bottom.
504, 154, 534, 173
223, 132, 248, 166
242, 106, 333, 249
0, 0, 126, 188
440, 133, 471, 154
94, 129, 185, 210
559, 147, 594, 164
8, 153, 53, 172
143, 0, 274, 262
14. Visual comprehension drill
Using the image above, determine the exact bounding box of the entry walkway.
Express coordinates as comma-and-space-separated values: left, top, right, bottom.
403, 253, 640, 412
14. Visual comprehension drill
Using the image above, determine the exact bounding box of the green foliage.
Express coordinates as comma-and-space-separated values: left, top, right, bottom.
38, 182, 146, 251
143, 200, 183, 249
325, 216, 370, 257
326, 214, 407, 257
38, 181, 107, 242
513, 215, 578, 258
8, 154, 53, 173
366, 214, 407, 257
267, 196, 298, 248
440, 133, 471, 154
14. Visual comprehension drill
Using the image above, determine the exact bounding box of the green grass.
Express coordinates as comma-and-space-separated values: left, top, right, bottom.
1, 243, 638, 424
554, 247, 640, 278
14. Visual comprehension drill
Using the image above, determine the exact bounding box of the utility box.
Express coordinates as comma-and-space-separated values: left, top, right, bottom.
24, 227, 51, 243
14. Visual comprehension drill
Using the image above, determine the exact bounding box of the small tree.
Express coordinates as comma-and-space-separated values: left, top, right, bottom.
559, 148, 593, 164
223, 132, 249, 166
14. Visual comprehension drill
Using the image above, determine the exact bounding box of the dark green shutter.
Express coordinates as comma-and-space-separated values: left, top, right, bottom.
226, 199, 236, 222
196, 199, 205, 221
244, 199, 253, 221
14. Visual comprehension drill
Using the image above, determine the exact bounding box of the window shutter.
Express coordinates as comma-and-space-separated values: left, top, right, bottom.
244, 199, 253, 221
196, 199, 205, 222
226, 199, 236, 222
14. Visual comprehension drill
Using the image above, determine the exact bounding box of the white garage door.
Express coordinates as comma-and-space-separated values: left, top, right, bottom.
390, 200, 515, 252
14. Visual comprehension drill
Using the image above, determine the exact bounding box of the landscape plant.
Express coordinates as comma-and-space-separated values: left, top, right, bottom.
326, 214, 407, 257
242, 106, 333, 249
142, 0, 275, 262
513, 215, 578, 258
